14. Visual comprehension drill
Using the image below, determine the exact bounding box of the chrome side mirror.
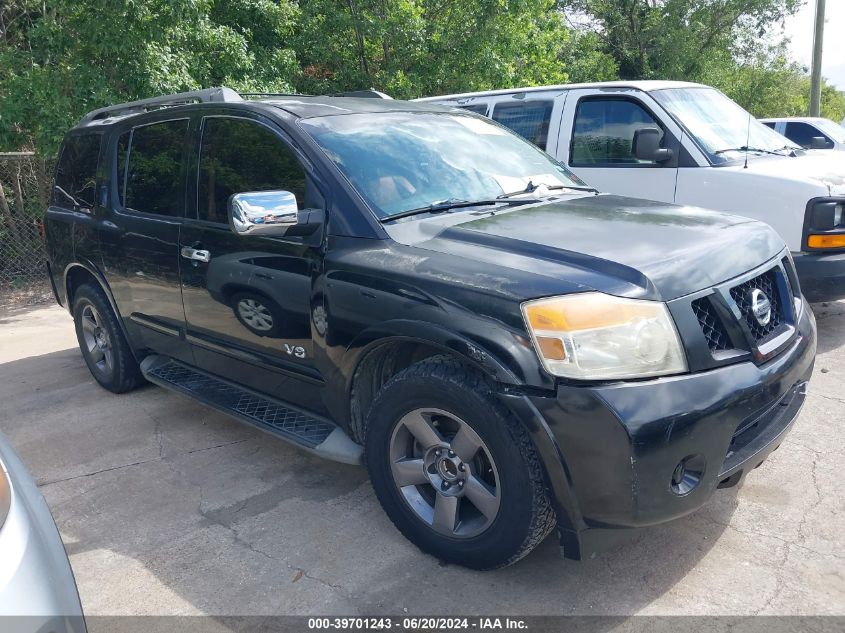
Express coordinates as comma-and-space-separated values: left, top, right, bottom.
228, 191, 300, 237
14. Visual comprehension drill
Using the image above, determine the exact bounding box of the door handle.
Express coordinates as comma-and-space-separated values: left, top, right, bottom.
181, 246, 211, 263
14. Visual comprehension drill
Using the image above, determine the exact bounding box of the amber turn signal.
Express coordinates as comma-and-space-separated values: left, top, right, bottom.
808, 234, 845, 249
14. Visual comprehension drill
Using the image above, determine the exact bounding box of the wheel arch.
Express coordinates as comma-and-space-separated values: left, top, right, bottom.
63, 261, 139, 362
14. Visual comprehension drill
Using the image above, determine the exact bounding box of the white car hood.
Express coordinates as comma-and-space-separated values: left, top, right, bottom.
724, 151, 845, 195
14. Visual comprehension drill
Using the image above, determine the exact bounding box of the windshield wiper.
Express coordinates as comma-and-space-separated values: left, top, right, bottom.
497, 180, 598, 198
713, 146, 787, 157
381, 198, 534, 222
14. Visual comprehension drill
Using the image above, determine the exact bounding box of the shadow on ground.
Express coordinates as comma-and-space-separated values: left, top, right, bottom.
1, 301, 843, 619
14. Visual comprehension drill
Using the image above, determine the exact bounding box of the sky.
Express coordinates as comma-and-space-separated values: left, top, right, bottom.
781, 0, 845, 90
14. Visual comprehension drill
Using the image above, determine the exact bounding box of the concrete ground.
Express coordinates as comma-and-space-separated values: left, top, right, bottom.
0, 301, 843, 617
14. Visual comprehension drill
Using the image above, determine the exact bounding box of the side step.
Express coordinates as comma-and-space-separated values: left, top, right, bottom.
140, 356, 363, 465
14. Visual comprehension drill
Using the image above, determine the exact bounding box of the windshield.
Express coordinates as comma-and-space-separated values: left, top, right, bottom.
652, 87, 800, 164
299, 112, 585, 219
814, 118, 845, 144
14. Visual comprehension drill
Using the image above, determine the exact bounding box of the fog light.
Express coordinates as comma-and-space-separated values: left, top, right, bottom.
670, 454, 705, 496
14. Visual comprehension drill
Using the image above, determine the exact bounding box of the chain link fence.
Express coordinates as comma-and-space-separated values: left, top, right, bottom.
0, 153, 56, 309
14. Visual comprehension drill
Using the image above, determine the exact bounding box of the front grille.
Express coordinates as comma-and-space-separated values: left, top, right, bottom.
729, 268, 784, 342
691, 298, 731, 352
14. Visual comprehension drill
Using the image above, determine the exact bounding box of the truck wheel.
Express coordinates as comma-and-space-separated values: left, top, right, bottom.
365, 357, 556, 569
72, 284, 144, 393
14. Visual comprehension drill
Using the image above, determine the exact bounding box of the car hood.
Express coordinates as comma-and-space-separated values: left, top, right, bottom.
724, 151, 845, 195
386, 195, 785, 301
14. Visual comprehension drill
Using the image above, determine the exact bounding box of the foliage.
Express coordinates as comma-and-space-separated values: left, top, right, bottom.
562, 0, 803, 80
694, 28, 845, 121
0, 0, 299, 154
1, 0, 844, 157
293, 0, 617, 99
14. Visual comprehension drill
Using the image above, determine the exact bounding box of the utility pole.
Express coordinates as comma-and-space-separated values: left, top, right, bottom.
809, 0, 826, 116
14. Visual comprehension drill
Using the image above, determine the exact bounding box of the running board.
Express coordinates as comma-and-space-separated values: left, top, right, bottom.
139, 356, 363, 465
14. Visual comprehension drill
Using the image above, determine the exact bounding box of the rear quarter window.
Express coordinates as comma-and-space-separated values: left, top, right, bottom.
52, 133, 102, 212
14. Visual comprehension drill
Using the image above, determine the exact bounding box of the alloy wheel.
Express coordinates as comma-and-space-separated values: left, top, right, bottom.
388, 408, 501, 538
80, 304, 114, 375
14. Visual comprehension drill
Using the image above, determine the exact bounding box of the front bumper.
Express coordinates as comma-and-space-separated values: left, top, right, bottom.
792, 250, 845, 302
0, 434, 85, 630
510, 300, 816, 558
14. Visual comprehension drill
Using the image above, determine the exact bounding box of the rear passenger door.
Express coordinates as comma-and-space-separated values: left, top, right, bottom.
99, 117, 192, 362
558, 90, 680, 203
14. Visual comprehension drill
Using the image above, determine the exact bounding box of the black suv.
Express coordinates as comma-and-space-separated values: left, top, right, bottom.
45, 88, 816, 569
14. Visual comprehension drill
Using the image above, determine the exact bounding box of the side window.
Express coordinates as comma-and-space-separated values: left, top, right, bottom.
197, 117, 317, 224
456, 103, 488, 116
761, 121, 776, 130
491, 101, 553, 148
123, 119, 189, 217
785, 122, 831, 149
52, 134, 101, 211
571, 98, 663, 166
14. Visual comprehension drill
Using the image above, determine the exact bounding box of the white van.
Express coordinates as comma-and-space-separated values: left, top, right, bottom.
418, 81, 845, 301
759, 117, 845, 151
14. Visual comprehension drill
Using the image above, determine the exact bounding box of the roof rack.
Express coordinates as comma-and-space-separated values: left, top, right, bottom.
240, 92, 311, 99
330, 89, 392, 99
79, 87, 242, 124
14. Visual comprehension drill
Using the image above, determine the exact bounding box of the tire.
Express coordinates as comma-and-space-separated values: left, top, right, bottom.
230, 291, 285, 338
365, 356, 556, 569
72, 283, 144, 393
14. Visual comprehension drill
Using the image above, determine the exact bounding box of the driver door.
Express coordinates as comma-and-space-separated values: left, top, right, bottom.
178, 112, 327, 411
558, 89, 681, 203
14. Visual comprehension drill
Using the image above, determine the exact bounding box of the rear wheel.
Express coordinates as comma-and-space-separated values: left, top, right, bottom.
72, 284, 144, 393
365, 357, 556, 569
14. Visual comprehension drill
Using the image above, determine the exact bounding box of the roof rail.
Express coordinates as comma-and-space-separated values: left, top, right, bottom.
330, 89, 393, 99
240, 92, 311, 99
79, 87, 242, 124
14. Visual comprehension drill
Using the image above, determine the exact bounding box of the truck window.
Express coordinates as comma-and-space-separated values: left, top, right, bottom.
122, 119, 189, 217
197, 117, 317, 224
456, 104, 488, 115
784, 122, 831, 149
760, 121, 776, 130
491, 101, 553, 148
571, 98, 663, 166
52, 134, 102, 212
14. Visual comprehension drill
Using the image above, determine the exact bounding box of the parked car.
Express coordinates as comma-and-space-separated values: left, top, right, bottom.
45, 88, 816, 569
418, 81, 845, 302
0, 431, 85, 630
759, 117, 845, 151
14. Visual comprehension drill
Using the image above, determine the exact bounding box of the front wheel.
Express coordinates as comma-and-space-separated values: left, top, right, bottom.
365, 357, 556, 569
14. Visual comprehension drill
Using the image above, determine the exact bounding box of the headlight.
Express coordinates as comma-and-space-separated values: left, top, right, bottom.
0, 464, 10, 530
521, 292, 688, 380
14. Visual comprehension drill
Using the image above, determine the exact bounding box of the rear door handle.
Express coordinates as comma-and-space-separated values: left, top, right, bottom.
180, 246, 211, 263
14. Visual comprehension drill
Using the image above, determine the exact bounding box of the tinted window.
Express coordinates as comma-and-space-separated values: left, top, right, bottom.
761, 121, 776, 129
52, 134, 101, 211
456, 104, 488, 115
784, 122, 832, 149
124, 119, 188, 216
491, 101, 553, 148
116, 131, 129, 206
198, 117, 315, 224
571, 99, 662, 165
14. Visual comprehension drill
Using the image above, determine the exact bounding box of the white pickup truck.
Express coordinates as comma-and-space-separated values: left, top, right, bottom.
418, 81, 845, 302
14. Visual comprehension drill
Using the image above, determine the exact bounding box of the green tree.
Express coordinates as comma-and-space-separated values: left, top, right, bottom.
0, 0, 299, 155
563, 0, 802, 80
293, 0, 617, 98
